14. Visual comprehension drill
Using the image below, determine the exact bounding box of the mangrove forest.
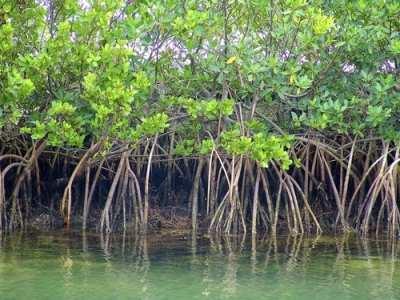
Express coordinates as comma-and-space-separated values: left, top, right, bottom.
0, 0, 400, 238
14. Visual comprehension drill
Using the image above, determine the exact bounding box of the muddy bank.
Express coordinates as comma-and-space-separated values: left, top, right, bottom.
28, 206, 198, 232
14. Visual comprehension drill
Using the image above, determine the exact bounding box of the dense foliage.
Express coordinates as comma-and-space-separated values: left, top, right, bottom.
0, 0, 399, 236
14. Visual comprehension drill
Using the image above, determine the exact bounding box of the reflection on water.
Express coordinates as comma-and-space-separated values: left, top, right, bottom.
0, 231, 400, 300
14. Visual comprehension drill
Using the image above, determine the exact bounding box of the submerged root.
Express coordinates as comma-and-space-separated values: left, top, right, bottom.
0, 134, 399, 237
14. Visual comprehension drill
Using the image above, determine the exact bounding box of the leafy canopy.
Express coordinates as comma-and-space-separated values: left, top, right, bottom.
1, 0, 399, 167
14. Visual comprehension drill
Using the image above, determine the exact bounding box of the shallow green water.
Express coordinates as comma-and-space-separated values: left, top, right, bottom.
0, 231, 399, 300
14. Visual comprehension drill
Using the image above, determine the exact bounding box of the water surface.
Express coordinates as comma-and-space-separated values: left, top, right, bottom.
0, 231, 399, 300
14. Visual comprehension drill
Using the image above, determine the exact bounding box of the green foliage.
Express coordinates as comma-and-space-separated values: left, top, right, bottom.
1, 0, 399, 166
221, 129, 293, 169
136, 113, 169, 137
174, 139, 195, 156
199, 138, 215, 155
165, 97, 235, 120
